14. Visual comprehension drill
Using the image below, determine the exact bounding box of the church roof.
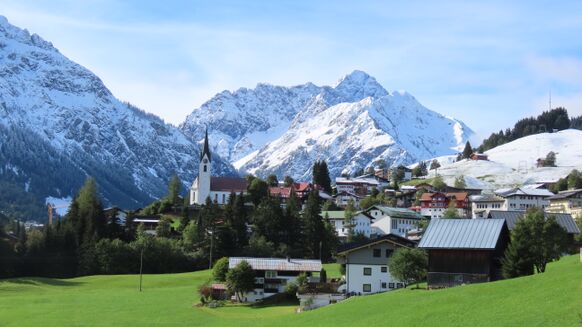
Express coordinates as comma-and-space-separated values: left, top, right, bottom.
210, 177, 248, 192
201, 129, 211, 162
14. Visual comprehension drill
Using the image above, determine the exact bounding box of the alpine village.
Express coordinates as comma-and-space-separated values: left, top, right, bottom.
1, 5, 582, 327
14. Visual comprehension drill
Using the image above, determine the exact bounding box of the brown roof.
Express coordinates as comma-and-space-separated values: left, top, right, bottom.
420, 192, 468, 202
210, 177, 248, 192
295, 182, 311, 192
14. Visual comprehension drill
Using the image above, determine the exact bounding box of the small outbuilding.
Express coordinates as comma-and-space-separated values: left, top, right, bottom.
419, 219, 509, 288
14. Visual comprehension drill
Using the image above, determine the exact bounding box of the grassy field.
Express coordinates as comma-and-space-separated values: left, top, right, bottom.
1, 256, 581, 326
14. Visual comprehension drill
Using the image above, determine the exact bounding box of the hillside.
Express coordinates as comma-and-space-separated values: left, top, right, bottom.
0, 255, 579, 326
425, 129, 582, 190
181, 70, 473, 180
0, 16, 236, 219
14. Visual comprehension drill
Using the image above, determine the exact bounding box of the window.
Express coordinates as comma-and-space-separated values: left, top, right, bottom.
265, 271, 277, 278
203, 165, 207, 172
397, 283, 403, 288
381, 266, 387, 273
373, 249, 381, 257
381, 282, 387, 289
389, 283, 395, 289
363, 267, 372, 276
391, 219, 397, 229
363, 284, 371, 292
222, 194, 226, 203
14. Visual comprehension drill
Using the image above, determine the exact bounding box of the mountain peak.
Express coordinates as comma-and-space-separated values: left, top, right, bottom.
334, 70, 388, 100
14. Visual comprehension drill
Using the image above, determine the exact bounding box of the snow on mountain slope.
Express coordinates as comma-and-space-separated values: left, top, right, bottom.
180, 70, 390, 163
0, 16, 236, 211
426, 129, 582, 189
183, 70, 472, 180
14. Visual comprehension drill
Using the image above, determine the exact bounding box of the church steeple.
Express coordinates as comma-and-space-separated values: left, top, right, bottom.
201, 128, 211, 162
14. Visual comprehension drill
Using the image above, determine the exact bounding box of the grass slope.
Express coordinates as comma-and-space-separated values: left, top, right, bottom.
0, 256, 580, 326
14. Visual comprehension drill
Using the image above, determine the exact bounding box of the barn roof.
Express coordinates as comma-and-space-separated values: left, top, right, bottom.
419, 219, 506, 250
228, 257, 322, 272
488, 210, 580, 234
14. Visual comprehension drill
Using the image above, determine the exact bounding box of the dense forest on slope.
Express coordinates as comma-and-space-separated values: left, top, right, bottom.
477, 108, 581, 152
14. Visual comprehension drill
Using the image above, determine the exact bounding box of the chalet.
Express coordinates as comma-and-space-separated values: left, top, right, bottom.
546, 189, 582, 217
335, 191, 364, 208
419, 219, 509, 288
470, 194, 505, 218
494, 187, 553, 211
335, 175, 389, 197
419, 192, 470, 218
322, 211, 372, 239
228, 257, 321, 302
470, 153, 489, 161
190, 130, 248, 205
336, 234, 416, 295
104, 207, 128, 225
367, 206, 423, 238
133, 216, 161, 235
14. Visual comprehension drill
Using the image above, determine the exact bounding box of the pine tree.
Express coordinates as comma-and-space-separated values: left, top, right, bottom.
168, 174, 182, 205
462, 141, 473, 159
312, 161, 332, 194
302, 191, 324, 259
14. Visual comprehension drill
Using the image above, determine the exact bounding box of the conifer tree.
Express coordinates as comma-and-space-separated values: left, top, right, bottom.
168, 174, 182, 205
462, 141, 473, 159
302, 190, 324, 259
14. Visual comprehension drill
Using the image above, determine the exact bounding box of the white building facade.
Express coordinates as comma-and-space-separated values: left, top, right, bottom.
337, 235, 416, 295
366, 205, 423, 238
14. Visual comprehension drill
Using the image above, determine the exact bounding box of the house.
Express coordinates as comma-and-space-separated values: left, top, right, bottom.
322, 211, 372, 239
335, 191, 364, 208
546, 189, 582, 217
228, 257, 321, 302
419, 219, 509, 288
488, 210, 580, 240
470, 194, 505, 218
133, 216, 161, 235
366, 206, 423, 238
494, 187, 553, 211
470, 153, 489, 161
190, 130, 248, 205
336, 234, 417, 295
419, 192, 470, 218
104, 207, 128, 225
335, 175, 389, 197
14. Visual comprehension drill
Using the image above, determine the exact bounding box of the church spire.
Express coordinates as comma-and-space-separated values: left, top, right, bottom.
201, 128, 211, 162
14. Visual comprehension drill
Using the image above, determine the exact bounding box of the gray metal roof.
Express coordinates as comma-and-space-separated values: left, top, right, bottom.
547, 189, 582, 200
228, 257, 322, 272
488, 210, 580, 234
368, 206, 423, 220
418, 219, 506, 249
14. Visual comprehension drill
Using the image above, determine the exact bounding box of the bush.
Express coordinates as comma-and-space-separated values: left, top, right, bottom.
213, 257, 229, 282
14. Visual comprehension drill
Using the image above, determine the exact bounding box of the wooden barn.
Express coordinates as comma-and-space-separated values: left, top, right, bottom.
419, 219, 509, 288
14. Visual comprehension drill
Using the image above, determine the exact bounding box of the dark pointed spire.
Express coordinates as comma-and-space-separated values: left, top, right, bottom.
201, 128, 211, 162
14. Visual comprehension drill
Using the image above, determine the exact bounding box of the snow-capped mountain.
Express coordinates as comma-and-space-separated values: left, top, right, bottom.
0, 16, 236, 216
425, 129, 582, 190
182, 71, 473, 180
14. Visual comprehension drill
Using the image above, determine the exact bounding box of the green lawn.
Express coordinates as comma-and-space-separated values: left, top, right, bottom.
1, 256, 581, 326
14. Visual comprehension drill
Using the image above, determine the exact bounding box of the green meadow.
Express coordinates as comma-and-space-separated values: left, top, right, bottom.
1, 256, 580, 326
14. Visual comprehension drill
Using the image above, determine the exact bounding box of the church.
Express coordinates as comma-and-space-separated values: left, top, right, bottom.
189, 130, 248, 205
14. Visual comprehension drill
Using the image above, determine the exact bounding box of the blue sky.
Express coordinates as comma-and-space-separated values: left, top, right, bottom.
3, 0, 582, 140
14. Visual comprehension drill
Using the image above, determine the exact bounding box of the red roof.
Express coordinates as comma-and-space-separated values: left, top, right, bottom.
420, 192, 468, 202
269, 186, 293, 198
294, 182, 311, 192
210, 177, 248, 192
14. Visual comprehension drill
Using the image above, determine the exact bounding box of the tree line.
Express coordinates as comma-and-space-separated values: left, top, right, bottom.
0, 160, 338, 278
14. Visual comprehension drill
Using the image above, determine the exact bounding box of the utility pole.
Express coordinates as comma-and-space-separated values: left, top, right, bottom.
139, 246, 144, 292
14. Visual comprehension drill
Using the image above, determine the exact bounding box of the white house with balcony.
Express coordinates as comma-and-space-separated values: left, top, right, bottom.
228, 257, 322, 302
366, 205, 423, 238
